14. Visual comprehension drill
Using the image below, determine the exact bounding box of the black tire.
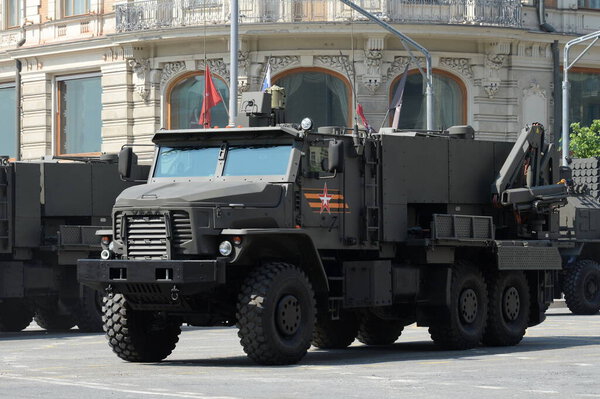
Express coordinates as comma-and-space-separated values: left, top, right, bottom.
236, 262, 316, 365
564, 260, 600, 315
76, 286, 104, 332
483, 271, 530, 346
0, 299, 34, 332
312, 311, 358, 349
103, 294, 181, 362
34, 304, 77, 332
357, 313, 404, 346
429, 263, 488, 349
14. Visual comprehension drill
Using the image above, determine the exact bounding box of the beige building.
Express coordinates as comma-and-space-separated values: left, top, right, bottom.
0, 0, 598, 160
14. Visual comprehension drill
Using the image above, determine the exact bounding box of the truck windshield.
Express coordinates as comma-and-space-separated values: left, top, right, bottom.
154, 147, 220, 177
223, 145, 292, 176
153, 144, 293, 178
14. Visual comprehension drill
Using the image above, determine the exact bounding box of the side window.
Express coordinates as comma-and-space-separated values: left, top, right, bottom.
308, 145, 328, 173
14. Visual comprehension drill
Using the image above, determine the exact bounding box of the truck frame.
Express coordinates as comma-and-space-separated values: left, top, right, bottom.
78, 111, 600, 365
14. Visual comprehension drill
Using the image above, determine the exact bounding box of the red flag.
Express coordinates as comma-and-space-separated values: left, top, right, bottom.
199, 66, 223, 128
356, 103, 372, 133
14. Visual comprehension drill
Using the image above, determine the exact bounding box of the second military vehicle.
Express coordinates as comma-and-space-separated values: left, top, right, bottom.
78, 93, 599, 364
0, 157, 145, 332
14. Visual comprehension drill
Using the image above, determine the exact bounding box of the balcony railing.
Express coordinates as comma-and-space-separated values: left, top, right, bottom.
115, 0, 522, 33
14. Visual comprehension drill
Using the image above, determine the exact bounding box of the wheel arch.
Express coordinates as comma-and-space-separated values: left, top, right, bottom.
226, 230, 329, 296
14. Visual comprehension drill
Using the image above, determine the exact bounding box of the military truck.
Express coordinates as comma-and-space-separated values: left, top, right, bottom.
78, 95, 600, 365
0, 157, 145, 332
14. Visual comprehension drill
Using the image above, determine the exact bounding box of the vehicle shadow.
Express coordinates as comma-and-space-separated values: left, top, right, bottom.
0, 329, 103, 341
157, 334, 600, 368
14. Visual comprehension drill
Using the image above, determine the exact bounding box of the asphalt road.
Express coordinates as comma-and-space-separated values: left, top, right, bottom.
1, 307, 599, 399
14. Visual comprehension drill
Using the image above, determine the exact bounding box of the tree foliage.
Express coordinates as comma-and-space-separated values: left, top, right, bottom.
570, 120, 600, 158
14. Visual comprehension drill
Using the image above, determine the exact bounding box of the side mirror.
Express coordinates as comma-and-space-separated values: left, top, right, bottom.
118, 147, 137, 179
327, 140, 344, 173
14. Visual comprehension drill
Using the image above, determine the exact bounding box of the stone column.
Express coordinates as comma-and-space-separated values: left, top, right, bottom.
20, 68, 51, 160
101, 61, 133, 154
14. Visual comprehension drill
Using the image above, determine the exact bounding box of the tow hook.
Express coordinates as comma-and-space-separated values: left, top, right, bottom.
105, 284, 113, 299
170, 285, 180, 302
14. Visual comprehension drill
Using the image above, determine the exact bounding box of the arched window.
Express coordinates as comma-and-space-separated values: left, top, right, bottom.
274, 68, 351, 128
390, 69, 466, 130
167, 71, 229, 129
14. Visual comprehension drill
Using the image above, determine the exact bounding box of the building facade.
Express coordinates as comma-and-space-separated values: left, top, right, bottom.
0, 0, 598, 160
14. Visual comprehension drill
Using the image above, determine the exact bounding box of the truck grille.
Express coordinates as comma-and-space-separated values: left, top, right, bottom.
125, 214, 168, 260
171, 211, 192, 255
117, 211, 192, 260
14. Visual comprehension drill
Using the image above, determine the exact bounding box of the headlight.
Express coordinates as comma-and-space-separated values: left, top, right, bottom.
219, 241, 233, 256
300, 117, 313, 131
100, 249, 112, 260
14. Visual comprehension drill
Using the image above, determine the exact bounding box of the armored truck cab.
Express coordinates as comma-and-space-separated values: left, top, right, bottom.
78, 120, 600, 365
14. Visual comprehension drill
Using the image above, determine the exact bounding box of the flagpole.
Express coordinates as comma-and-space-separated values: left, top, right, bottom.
228, 0, 238, 127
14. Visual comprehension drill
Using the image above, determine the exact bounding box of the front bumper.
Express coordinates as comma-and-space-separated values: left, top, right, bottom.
77, 258, 226, 297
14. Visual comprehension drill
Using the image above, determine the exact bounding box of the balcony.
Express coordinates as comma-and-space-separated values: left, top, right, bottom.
114, 0, 523, 33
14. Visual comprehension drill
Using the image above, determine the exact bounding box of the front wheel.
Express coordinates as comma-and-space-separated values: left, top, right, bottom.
103, 294, 181, 362
563, 260, 600, 315
429, 262, 488, 349
76, 286, 104, 332
237, 262, 316, 365
34, 303, 77, 332
0, 299, 34, 332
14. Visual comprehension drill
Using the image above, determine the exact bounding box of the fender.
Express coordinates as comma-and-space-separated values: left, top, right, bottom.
221, 228, 329, 295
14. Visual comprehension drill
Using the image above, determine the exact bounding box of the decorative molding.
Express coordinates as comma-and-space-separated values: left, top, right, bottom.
268, 56, 300, 73
197, 59, 229, 81
23, 57, 43, 71
523, 81, 546, 99
128, 58, 150, 101
483, 81, 500, 98
314, 55, 354, 77
238, 50, 249, 75
160, 61, 187, 87
387, 56, 425, 79
362, 49, 383, 94
439, 57, 473, 78
104, 47, 127, 62
485, 54, 505, 71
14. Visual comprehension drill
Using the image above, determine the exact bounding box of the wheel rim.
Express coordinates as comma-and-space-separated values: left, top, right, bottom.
503, 286, 521, 321
459, 288, 478, 324
276, 295, 301, 336
584, 274, 599, 302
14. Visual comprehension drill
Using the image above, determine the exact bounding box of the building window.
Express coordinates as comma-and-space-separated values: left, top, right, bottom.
0, 84, 16, 158
63, 0, 89, 16
389, 69, 466, 130
578, 0, 600, 9
6, 0, 24, 28
274, 68, 350, 129
56, 74, 102, 155
167, 71, 229, 129
569, 69, 600, 126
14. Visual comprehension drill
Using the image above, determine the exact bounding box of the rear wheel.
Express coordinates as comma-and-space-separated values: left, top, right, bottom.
357, 313, 404, 346
312, 311, 358, 349
429, 262, 488, 349
76, 286, 104, 332
483, 271, 530, 346
237, 262, 316, 365
563, 260, 600, 315
34, 303, 77, 332
0, 299, 34, 332
103, 294, 181, 362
